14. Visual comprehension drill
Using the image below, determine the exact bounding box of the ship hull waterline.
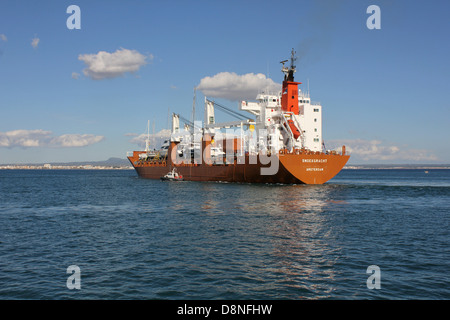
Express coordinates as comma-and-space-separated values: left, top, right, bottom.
127, 152, 349, 185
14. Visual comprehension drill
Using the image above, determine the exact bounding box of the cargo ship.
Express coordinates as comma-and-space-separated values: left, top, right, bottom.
127, 50, 349, 184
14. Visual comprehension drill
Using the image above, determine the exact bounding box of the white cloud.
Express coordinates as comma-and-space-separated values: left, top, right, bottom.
71, 72, 80, 79
127, 129, 171, 149
0, 130, 104, 148
78, 48, 151, 80
50, 134, 104, 147
31, 37, 40, 48
327, 139, 439, 162
0, 34, 7, 41
196, 72, 281, 101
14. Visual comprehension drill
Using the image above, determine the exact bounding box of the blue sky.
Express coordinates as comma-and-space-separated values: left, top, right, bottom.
0, 0, 449, 164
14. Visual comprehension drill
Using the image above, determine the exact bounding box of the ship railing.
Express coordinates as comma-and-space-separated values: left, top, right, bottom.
257, 90, 281, 97
126, 151, 133, 157
298, 91, 310, 99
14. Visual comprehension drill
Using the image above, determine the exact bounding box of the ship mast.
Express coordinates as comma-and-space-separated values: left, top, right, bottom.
191, 87, 196, 134
279, 49, 304, 150
145, 119, 150, 153
280, 48, 301, 115
281, 48, 297, 82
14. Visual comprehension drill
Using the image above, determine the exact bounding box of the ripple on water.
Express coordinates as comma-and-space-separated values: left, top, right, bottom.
0, 169, 448, 299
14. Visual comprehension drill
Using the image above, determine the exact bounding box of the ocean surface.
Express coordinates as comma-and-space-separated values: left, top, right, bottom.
0, 169, 448, 300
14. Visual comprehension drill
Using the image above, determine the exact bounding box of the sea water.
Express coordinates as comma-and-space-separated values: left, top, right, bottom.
0, 169, 448, 299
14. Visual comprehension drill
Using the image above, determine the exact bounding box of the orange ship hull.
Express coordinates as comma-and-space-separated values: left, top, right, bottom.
127, 150, 349, 185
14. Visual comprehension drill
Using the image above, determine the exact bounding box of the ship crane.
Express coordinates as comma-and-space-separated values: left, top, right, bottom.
173, 113, 201, 130
204, 98, 254, 130
206, 99, 250, 122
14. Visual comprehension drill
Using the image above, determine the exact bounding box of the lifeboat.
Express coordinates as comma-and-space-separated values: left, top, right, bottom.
287, 119, 301, 140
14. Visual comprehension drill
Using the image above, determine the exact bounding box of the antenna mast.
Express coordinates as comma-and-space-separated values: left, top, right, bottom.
167, 107, 170, 130
191, 87, 196, 134
280, 48, 297, 82
290, 48, 297, 70
145, 119, 150, 152
307, 78, 310, 97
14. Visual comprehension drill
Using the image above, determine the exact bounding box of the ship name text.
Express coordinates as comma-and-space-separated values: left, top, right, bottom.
302, 159, 327, 163
306, 167, 324, 171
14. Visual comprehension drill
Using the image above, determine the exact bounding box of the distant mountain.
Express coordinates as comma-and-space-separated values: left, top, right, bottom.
50, 157, 131, 167
93, 157, 130, 166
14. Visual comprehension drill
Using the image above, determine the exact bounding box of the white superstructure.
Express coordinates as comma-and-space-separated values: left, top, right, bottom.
240, 87, 323, 153
170, 49, 326, 160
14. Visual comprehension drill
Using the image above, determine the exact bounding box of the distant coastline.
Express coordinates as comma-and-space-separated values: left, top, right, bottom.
0, 164, 133, 170
344, 165, 450, 170
0, 157, 448, 170
0, 157, 133, 170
